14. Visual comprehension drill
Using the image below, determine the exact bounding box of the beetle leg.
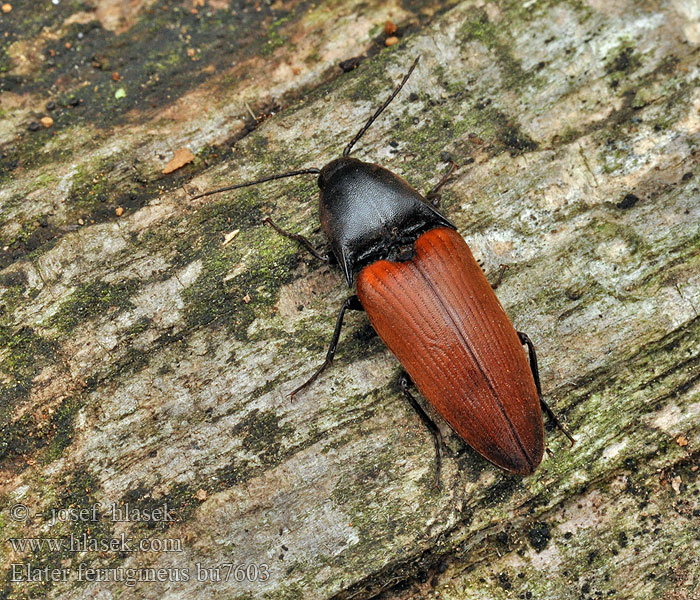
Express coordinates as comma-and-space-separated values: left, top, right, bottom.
290, 295, 363, 398
517, 332, 576, 446
425, 160, 459, 207
263, 217, 334, 263
490, 264, 509, 290
400, 375, 444, 489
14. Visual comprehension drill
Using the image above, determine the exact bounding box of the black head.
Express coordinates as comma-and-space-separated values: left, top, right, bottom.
318, 157, 453, 286
318, 157, 351, 191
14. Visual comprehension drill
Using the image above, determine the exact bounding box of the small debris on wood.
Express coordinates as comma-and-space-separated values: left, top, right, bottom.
245, 102, 257, 121
222, 229, 240, 246
339, 56, 364, 72
617, 193, 639, 209
243, 293, 251, 304
195, 488, 207, 501
671, 475, 682, 494
162, 148, 195, 174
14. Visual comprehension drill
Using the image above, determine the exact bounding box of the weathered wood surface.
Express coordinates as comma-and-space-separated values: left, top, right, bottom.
1, 0, 699, 598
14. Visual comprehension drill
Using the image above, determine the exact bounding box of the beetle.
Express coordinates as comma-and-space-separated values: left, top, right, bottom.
192, 56, 574, 484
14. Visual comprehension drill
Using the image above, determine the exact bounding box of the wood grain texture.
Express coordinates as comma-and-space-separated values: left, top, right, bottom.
357, 227, 544, 474
2, 0, 699, 598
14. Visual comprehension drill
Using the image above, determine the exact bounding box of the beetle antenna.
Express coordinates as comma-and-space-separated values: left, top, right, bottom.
189, 168, 321, 201
342, 56, 420, 157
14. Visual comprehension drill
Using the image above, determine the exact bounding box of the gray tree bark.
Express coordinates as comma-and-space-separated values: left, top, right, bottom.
1, 0, 699, 599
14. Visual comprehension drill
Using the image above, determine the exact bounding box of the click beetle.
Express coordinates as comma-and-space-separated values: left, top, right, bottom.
192, 56, 574, 484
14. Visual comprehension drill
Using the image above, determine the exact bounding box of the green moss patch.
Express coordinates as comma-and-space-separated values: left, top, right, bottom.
605, 42, 642, 77
459, 10, 536, 91
0, 325, 57, 418
47, 278, 140, 335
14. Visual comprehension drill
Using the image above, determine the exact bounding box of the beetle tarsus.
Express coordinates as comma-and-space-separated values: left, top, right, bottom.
290, 296, 363, 398
491, 264, 509, 290
518, 331, 576, 446
426, 160, 459, 207
540, 399, 576, 447
289, 357, 331, 399
400, 375, 443, 490
263, 217, 332, 263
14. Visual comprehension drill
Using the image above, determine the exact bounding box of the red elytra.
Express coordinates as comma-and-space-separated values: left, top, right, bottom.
357, 226, 544, 474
